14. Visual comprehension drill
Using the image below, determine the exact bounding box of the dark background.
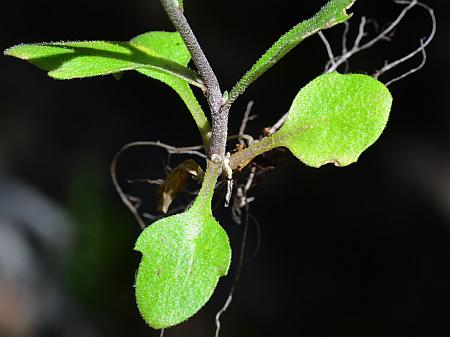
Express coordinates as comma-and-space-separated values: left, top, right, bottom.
1, 0, 449, 336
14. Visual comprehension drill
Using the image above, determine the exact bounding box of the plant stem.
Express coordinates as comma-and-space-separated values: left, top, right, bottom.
193, 160, 222, 214
228, 135, 280, 171
159, 0, 227, 157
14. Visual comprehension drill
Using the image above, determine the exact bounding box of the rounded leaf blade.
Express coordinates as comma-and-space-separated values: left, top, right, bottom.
134, 162, 231, 329
277, 72, 392, 167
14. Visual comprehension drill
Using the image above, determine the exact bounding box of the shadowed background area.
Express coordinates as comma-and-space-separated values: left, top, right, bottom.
1, 0, 449, 336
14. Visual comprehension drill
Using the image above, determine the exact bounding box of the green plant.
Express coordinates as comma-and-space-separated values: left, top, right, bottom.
4, 0, 435, 333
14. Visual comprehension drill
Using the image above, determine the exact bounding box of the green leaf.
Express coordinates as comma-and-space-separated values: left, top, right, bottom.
135, 161, 231, 329
4, 32, 211, 142
274, 72, 392, 167
4, 40, 204, 89
224, 0, 356, 109
130, 32, 210, 141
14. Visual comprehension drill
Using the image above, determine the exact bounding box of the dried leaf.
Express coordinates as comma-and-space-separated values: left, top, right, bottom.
156, 159, 203, 213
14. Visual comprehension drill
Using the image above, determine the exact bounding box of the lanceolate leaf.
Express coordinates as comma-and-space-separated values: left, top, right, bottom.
130, 32, 210, 141
275, 72, 392, 167
224, 0, 356, 109
4, 40, 204, 89
4, 32, 211, 141
135, 161, 231, 329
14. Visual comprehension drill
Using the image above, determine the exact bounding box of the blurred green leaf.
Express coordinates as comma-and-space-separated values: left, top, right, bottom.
275, 72, 392, 167
225, 0, 356, 108
135, 162, 231, 329
64, 159, 135, 311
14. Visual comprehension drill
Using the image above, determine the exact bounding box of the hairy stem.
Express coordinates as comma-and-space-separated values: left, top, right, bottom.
229, 135, 280, 170
159, 0, 227, 157
193, 160, 222, 213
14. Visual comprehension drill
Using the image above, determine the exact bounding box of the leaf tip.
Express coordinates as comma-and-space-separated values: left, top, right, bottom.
337, 0, 357, 22
3, 46, 13, 56
134, 226, 151, 254
4, 44, 28, 60
345, 0, 357, 11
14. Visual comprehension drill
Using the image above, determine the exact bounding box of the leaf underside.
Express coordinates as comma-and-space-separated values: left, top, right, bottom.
4, 32, 210, 138
275, 72, 392, 167
130, 32, 210, 137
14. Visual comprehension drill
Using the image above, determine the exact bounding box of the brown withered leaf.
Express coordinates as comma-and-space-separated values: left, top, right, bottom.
156, 159, 204, 213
